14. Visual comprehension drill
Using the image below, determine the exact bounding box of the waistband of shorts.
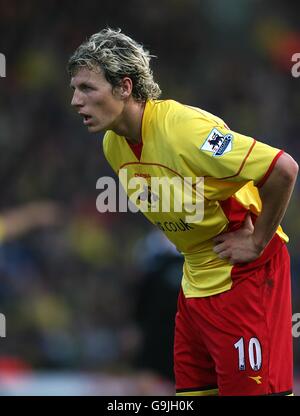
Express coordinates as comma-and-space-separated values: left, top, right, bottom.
231, 233, 285, 275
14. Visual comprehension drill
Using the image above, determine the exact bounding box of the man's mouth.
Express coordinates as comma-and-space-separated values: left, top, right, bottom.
80, 113, 93, 125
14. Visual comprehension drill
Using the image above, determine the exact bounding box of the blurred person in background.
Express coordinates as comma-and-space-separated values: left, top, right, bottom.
0, 201, 63, 372
68, 27, 299, 397
133, 230, 183, 381
0, 201, 63, 243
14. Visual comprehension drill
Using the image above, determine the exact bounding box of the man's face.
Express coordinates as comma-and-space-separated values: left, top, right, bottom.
70, 67, 124, 133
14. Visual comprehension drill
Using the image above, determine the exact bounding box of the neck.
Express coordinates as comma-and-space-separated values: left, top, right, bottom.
112, 99, 146, 144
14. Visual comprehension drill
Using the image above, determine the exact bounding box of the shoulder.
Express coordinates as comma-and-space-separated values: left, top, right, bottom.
152, 99, 226, 134
102, 130, 122, 169
150, 100, 227, 150
153, 99, 223, 122
102, 130, 116, 158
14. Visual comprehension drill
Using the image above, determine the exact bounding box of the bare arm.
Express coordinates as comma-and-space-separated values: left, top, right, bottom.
253, 152, 298, 250
213, 152, 299, 264
0, 201, 64, 241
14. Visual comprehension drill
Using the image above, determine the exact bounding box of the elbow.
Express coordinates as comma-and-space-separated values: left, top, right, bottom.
286, 154, 298, 182
275, 152, 298, 183
292, 159, 299, 179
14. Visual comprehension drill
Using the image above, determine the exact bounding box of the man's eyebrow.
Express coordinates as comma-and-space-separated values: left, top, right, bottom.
70, 81, 94, 89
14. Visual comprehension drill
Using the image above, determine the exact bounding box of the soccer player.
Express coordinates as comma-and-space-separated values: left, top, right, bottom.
68, 28, 298, 396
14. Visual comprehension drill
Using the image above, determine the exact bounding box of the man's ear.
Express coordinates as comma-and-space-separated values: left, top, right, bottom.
119, 77, 133, 99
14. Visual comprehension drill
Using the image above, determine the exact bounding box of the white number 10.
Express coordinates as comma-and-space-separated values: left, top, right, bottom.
234, 337, 262, 371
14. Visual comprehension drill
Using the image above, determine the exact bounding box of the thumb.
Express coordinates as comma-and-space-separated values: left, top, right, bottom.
243, 213, 254, 231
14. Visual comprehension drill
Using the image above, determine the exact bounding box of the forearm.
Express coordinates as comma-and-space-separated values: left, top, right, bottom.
253, 152, 298, 250
0, 201, 63, 241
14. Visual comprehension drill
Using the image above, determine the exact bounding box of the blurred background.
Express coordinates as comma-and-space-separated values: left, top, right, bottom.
0, 0, 299, 395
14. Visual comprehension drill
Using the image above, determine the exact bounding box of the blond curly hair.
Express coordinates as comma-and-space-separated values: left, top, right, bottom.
68, 28, 161, 101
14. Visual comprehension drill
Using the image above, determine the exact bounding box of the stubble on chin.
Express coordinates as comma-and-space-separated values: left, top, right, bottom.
87, 124, 103, 133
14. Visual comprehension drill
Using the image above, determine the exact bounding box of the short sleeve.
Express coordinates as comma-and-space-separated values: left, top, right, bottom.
176, 119, 282, 187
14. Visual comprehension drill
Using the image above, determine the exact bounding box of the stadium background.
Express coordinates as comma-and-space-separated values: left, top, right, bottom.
0, 0, 299, 395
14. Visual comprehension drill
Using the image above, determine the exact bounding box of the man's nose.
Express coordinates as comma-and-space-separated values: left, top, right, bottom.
71, 89, 83, 108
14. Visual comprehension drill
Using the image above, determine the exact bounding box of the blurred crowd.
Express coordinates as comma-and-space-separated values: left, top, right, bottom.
0, 0, 299, 387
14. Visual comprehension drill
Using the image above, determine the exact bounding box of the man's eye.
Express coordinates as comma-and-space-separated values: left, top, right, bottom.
82, 85, 93, 92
